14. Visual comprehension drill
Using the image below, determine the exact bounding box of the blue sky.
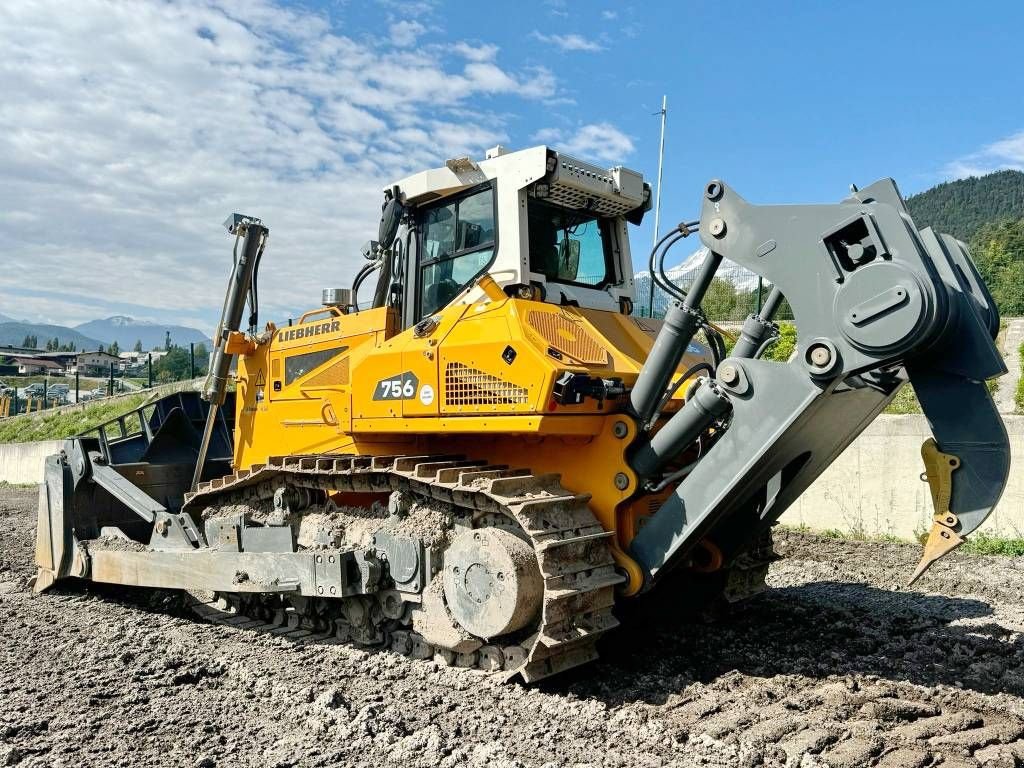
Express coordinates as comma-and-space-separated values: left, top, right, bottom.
1, 0, 1022, 330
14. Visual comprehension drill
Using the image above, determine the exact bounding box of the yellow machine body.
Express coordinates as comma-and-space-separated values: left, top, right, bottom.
233, 288, 707, 590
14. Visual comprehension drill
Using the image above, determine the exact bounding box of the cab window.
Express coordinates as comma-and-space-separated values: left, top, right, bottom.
418, 185, 496, 318
528, 199, 612, 288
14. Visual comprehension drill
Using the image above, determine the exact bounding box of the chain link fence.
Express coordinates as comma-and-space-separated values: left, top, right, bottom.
633, 256, 793, 323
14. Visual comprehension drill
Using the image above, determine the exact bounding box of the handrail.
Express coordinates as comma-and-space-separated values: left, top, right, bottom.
296, 306, 343, 324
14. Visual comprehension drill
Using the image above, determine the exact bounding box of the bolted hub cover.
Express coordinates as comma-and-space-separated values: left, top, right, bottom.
442, 527, 543, 639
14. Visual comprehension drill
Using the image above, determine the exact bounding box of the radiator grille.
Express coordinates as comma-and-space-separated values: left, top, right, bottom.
528, 311, 609, 365
545, 183, 639, 217
444, 362, 529, 407
302, 356, 350, 387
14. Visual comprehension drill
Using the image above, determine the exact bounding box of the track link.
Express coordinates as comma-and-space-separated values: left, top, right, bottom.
182, 453, 624, 682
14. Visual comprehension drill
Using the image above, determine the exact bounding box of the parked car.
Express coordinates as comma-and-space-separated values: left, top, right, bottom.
24, 383, 46, 397
81, 386, 109, 402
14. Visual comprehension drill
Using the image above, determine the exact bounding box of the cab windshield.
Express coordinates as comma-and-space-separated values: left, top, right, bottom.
528, 199, 612, 288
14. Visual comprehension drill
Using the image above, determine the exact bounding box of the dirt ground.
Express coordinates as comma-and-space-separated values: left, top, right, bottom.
4, 484, 1024, 768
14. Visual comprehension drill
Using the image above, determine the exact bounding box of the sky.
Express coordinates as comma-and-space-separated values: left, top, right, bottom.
2, 0, 1023, 332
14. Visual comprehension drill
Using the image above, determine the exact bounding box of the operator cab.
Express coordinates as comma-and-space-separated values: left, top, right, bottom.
359, 145, 650, 330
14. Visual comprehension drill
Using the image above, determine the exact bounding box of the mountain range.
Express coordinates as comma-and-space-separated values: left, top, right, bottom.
0, 322, 105, 350
0, 314, 210, 352
75, 316, 211, 351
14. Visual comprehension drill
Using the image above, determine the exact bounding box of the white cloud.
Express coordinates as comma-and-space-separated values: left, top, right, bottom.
943, 129, 1024, 179
0, 0, 558, 327
531, 31, 604, 53
601, 10, 618, 20
452, 41, 499, 62
532, 123, 634, 164
389, 20, 425, 47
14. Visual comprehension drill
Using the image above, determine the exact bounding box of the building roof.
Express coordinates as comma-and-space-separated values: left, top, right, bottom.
9, 356, 63, 370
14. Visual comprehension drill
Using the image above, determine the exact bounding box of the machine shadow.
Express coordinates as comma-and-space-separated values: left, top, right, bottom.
549, 580, 1017, 706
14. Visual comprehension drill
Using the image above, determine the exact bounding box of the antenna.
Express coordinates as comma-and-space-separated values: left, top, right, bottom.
648, 94, 667, 318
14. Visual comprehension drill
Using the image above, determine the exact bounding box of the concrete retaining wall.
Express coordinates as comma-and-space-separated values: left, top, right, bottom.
2, 416, 1021, 542
781, 415, 1024, 540
0, 440, 62, 485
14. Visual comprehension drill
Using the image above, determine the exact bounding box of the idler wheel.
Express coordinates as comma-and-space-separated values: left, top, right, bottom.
443, 527, 543, 639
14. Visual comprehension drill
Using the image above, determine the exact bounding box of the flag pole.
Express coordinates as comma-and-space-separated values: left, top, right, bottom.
647, 94, 667, 318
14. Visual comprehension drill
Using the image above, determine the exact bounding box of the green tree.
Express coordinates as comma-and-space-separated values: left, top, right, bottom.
702, 277, 739, 321
154, 347, 191, 383
907, 170, 1024, 241
109, 340, 120, 357
969, 217, 1024, 315
192, 343, 209, 375
164, 330, 173, 351
133, 339, 143, 353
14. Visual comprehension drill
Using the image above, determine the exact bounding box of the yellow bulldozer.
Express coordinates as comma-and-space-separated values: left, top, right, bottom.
35, 145, 1009, 681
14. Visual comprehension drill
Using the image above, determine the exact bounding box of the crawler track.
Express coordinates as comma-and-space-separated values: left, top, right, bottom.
182, 453, 624, 681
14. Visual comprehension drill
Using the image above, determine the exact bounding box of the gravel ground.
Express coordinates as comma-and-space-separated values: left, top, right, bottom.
4, 484, 1024, 768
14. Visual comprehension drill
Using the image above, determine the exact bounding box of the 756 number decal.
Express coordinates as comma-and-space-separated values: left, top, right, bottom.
373, 371, 419, 401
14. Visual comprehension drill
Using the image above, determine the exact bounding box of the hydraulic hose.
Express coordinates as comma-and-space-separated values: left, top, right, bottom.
630, 248, 724, 427
645, 221, 698, 315
653, 361, 715, 416
350, 260, 379, 311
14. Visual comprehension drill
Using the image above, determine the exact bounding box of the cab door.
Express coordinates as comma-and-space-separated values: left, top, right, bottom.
398, 181, 499, 417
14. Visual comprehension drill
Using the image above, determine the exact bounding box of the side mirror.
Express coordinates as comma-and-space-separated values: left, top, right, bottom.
378, 196, 405, 251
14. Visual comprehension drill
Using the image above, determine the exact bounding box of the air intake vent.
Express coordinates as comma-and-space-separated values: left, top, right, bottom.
302, 356, 350, 387
445, 363, 529, 407
528, 311, 609, 366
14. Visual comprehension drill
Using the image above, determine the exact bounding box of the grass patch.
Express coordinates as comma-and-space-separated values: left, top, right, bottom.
0, 394, 149, 443
0, 480, 37, 489
884, 384, 922, 414
785, 524, 1024, 557
1017, 339, 1024, 414
961, 532, 1024, 557
0, 375, 110, 390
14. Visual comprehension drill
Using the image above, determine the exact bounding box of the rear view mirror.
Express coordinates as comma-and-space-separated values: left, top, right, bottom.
557, 238, 581, 281
378, 195, 405, 251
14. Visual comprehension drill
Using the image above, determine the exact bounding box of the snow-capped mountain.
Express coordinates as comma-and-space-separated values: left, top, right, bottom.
634, 247, 770, 320
635, 246, 762, 292
75, 316, 211, 351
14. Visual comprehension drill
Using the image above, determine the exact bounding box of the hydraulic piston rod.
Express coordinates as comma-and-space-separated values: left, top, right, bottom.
191, 215, 268, 490
630, 379, 731, 478
732, 287, 784, 360
630, 249, 723, 427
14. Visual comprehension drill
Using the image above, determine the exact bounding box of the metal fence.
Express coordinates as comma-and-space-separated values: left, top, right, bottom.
633, 259, 792, 322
